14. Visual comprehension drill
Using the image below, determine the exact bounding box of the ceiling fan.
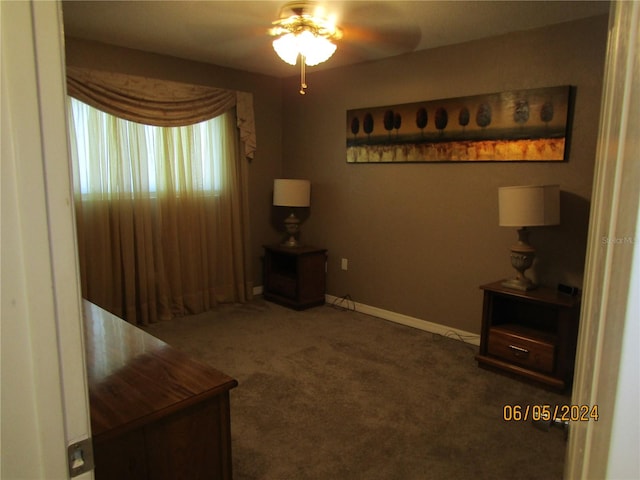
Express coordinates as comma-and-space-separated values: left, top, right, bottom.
269, 1, 342, 94
267, 1, 421, 94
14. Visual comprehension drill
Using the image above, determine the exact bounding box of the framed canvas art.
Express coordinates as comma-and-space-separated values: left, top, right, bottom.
346, 85, 573, 163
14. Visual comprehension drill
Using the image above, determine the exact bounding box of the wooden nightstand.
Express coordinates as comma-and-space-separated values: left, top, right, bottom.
476, 281, 581, 391
263, 245, 327, 310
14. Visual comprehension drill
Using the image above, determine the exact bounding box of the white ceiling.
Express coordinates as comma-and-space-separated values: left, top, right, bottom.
62, 1, 610, 78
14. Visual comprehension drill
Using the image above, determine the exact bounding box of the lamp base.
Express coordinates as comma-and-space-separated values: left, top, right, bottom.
503, 227, 537, 291
502, 276, 536, 291
281, 212, 302, 248
281, 235, 301, 248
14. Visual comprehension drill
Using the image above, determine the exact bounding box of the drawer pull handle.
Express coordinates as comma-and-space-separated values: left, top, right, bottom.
509, 344, 529, 358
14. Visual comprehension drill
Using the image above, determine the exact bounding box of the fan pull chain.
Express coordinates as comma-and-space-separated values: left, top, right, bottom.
299, 55, 307, 95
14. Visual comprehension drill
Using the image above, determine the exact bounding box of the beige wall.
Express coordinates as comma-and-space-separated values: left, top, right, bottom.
65, 14, 608, 334
280, 15, 608, 333
64, 38, 284, 288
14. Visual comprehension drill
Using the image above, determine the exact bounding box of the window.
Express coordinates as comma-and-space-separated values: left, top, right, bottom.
68, 98, 224, 197
67, 95, 250, 324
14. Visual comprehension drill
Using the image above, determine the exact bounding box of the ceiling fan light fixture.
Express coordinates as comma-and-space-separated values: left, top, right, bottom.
270, 1, 342, 94
273, 31, 337, 67
298, 32, 337, 66
272, 34, 300, 65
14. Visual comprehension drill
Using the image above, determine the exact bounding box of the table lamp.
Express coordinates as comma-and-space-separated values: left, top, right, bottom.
498, 185, 560, 291
273, 179, 311, 247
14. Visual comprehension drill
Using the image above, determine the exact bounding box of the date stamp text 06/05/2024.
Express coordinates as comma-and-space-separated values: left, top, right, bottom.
503, 404, 599, 422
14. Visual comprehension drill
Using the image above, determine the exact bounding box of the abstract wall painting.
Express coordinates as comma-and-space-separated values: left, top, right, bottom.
346, 85, 573, 163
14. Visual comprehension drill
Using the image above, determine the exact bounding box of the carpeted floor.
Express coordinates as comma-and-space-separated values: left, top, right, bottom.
144, 298, 569, 480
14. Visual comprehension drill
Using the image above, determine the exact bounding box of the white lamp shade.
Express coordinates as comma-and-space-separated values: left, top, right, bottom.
273, 179, 311, 207
499, 185, 560, 227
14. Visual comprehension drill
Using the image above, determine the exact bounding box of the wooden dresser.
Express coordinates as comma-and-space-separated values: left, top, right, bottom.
83, 301, 237, 479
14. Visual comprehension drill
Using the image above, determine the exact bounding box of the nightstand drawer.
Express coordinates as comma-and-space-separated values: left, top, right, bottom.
488, 326, 555, 374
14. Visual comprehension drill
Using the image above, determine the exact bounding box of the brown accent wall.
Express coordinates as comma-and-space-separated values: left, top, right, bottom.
64, 38, 284, 289
280, 16, 608, 333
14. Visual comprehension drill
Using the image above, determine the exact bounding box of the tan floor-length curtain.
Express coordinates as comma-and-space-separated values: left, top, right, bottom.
67, 69, 254, 325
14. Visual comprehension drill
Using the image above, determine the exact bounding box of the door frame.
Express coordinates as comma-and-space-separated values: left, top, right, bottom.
564, 1, 640, 478
1, 1, 93, 478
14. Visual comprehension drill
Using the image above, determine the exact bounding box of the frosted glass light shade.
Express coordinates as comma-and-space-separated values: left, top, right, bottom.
499, 185, 560, 227
272, 32, 337, 66
272, 34, 300, 65
273, 179, 311, 207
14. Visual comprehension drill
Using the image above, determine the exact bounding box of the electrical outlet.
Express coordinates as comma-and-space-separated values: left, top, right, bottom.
341, 258, 348, 270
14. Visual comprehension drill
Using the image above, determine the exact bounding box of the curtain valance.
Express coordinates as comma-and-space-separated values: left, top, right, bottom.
66, 66, 256, 159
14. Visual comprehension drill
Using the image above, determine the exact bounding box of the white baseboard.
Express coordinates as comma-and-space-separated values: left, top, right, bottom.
325, 294, 480, 346
253, 286, 479, 346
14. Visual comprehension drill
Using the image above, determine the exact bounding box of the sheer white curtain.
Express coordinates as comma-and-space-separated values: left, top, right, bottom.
68, 98, 252, 325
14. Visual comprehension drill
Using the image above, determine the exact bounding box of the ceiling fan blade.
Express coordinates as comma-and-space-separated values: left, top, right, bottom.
340, 23, 421, 59
334, 3, 422, 61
